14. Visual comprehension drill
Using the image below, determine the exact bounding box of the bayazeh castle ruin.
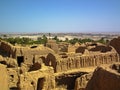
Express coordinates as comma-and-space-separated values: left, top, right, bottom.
0, 37, 120, 90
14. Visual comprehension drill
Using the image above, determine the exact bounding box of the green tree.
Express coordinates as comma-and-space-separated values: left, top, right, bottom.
65, 38, 68, 42
53, 36, 60, 43
69, 38, 79, 44
6, 38, 15, 45
14, 37, 22, 44
80, 38, 93, 43
97, 37, 106, 44
42, 35, 47, 46
34, 37, 42, 44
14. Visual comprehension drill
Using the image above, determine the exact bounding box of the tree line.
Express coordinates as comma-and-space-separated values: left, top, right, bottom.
0, 34, 107, 45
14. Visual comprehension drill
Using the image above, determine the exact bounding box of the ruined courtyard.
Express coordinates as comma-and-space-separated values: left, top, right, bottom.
0, 36, 120, 90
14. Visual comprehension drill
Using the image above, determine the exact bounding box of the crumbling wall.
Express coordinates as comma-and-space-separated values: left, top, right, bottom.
0, 57, 18, 68
89, 45, 112, 53
55, 52, 119, 72
5, 57, 18, 68
14, 46, 55, 66
19, 65, 55, 90
110, 37, 120, 55
0, 40, 12, 52
74, 73, 92, 90
110, 63, 120, 73
0, 40, 13, 57
0, 40, 55, 66
68, 43, 113, 54
86, 66, 120, 90
68, 45, 78, 53
29, 62, 41, 72
7, 68, 19, 89
46, 40, 59, 53
0, 64, 9, 90
59, 44, 68, 52
58, 42, 69, 53
76, 47, 86, 54
68, 43, 81, 53
55, 72, 87, 90
20, 63, 29, 74
46, 53, 58, 72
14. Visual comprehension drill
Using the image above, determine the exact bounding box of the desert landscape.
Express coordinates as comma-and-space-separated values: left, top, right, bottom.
0, 33, 120, 90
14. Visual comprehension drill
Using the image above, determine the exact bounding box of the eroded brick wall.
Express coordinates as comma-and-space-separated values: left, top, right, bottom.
55, 52, 119, 72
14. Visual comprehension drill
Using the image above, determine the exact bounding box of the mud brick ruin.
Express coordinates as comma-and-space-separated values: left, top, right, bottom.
0, 37, 120, 90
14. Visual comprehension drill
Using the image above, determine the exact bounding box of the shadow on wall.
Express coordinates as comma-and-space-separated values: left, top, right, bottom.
37, 78, 45, 90
29, 62, 41, 72
110, 37, 120, 55
10, 87, 19, 90
89, 45, 112, 53
75, 47, 86, 54
46, 53, 57, 72
86, 67, 120, 90
17, 56, 24, 67
56, 72, 87, 89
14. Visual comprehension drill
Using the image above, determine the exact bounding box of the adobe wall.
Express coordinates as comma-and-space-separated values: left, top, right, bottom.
46, 40, 59, 53
110, 37, 120, 55
0, 40, 14, 57
0, 40, 55, 66
15, 47, 54, 66
19, 65, 55, 90
55, 52, 119, 73
0, 64, 9, 90
68, 45, 76, 53
74, 73, 92, 90
86, 65, 120, 90
58, 43, 68, 52
0, 40, 12, 51
7, 68, 19, 89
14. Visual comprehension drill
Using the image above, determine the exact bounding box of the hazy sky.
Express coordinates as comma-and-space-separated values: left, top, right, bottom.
0, 0, 120, 33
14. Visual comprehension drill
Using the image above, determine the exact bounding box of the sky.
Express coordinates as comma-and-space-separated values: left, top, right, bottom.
0, 0, 120, 33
